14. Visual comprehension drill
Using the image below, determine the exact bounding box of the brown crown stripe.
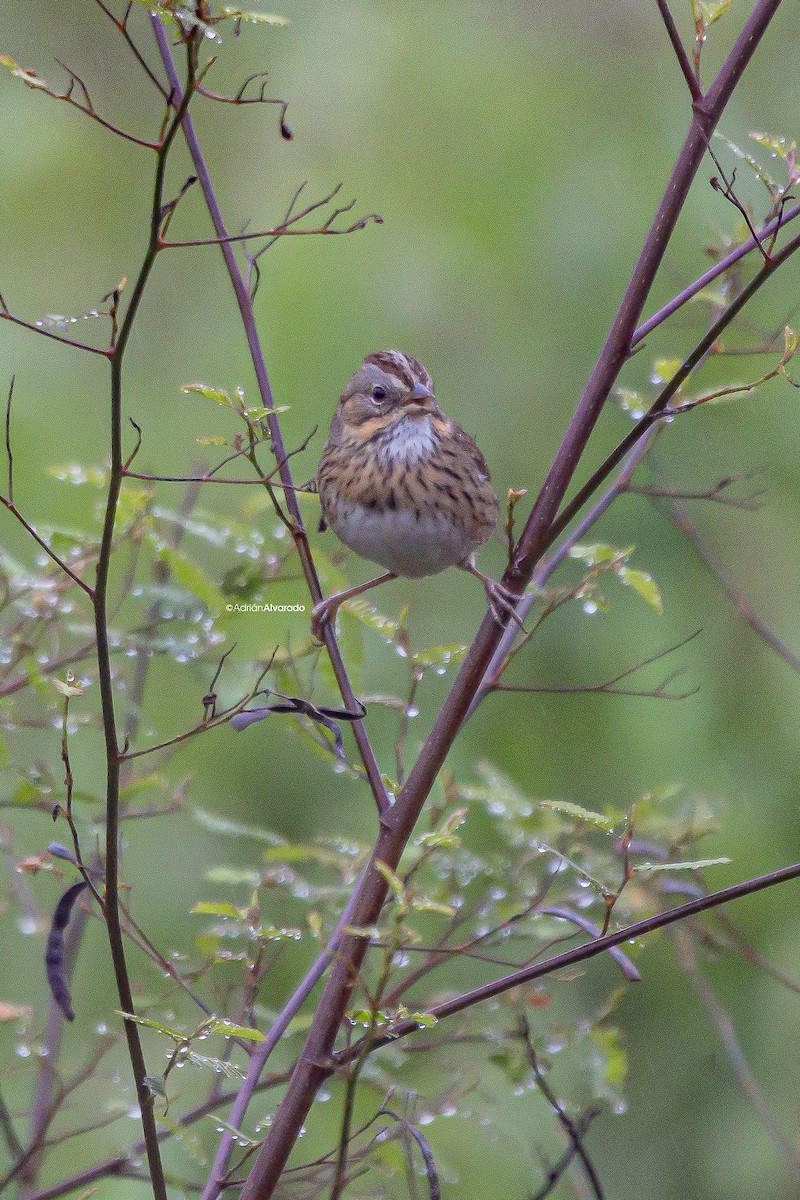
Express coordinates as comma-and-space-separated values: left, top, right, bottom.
364, 351, 433, 392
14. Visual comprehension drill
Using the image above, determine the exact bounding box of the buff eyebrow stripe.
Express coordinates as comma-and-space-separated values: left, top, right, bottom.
45, 879, 88, 1022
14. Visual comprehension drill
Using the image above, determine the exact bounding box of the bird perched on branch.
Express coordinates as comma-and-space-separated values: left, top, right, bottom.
312, 349, 518, 638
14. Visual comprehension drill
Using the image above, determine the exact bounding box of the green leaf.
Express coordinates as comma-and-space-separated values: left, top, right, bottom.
410, 896, 457, 916
634, 856, 730, 874
408, 1012, 438, 1028
196, 434, 228, 446
181, 382, 232, 407
691, 0, 734, 27
652, 358, 683, 385
411, 642, 468, 670
617, 566, 664, 615
192, 807, 285, 846
203, 1116, 258, 1147
714, 131, 780, 193
538, 798, 618, 830
205, 1018, 265, 1042
116, 1012, 187, 1040
0, 55, 49, 90
590, 1026, 628, 1090
48, 463, 109, 487
614, 388, 647, 418
749, 130, 796, 161
190, 901, 243, 920
375, 860, 405, 901
341, 596, 403, 640
50, 677, 83, 698
569, 543, 631, 568
185, 1051, 246, 1078
147, 538, 226, 613
204, 866, 261, 885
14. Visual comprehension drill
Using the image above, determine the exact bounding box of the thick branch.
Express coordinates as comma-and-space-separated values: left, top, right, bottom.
237, 7, 786, 1197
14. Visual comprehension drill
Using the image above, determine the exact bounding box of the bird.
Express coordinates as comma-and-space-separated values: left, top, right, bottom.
311, 350, 518, 639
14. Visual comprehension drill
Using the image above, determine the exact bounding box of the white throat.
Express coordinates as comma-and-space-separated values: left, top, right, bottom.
384, 415, 436, 462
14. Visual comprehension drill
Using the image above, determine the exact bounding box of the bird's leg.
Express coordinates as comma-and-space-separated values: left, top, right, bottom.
311, 572, 398, 641
461, 556, 526, 630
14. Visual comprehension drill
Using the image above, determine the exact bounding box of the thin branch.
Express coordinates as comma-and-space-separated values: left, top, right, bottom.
150, 21, 392, 836
160, 212, 382, 249
547, 222, 800, 551
493, 631, 701, 701
0, 296, 111, 357
658, 491, 800, 673
344, 858, 800, 1058
1, 379, 94, 595
632, 198, 800, 346
656, 0, 704, 102
530, 1107, 603, 1200
517, 1013, 605, 1200
625, 474, 764, 510
674, 928, 800, 1179
94, 0, 170, 99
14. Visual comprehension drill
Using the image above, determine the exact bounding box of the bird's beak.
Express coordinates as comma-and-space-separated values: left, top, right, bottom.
402, 380, 435, 411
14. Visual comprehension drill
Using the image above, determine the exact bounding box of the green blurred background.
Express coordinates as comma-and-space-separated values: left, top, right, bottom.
2, 2, 800, 1197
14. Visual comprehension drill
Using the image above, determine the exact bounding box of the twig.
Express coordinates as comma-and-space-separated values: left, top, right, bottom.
674, 928, 800, 1179
632, 198, 800, 346
150, 21, 392, 844
656, 0, 704, 102
517, 1013, 605, 1200
530, 1107, 603, 1200
342, 857, 800, 1058
658, 491, 800, 673
493, 632, 701, 701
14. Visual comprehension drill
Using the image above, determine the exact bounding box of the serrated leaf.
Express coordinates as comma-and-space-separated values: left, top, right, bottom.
634, 856, 730, 874
538, 798, 617, 830
190, 901, 243, 919
181, 382, 232, 407
617, 566, 664, 615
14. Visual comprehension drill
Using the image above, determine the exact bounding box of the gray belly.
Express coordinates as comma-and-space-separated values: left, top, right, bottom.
330, 503, 478, 578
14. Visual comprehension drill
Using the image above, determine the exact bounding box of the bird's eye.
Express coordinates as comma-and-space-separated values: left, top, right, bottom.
371, 385, 387, 402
